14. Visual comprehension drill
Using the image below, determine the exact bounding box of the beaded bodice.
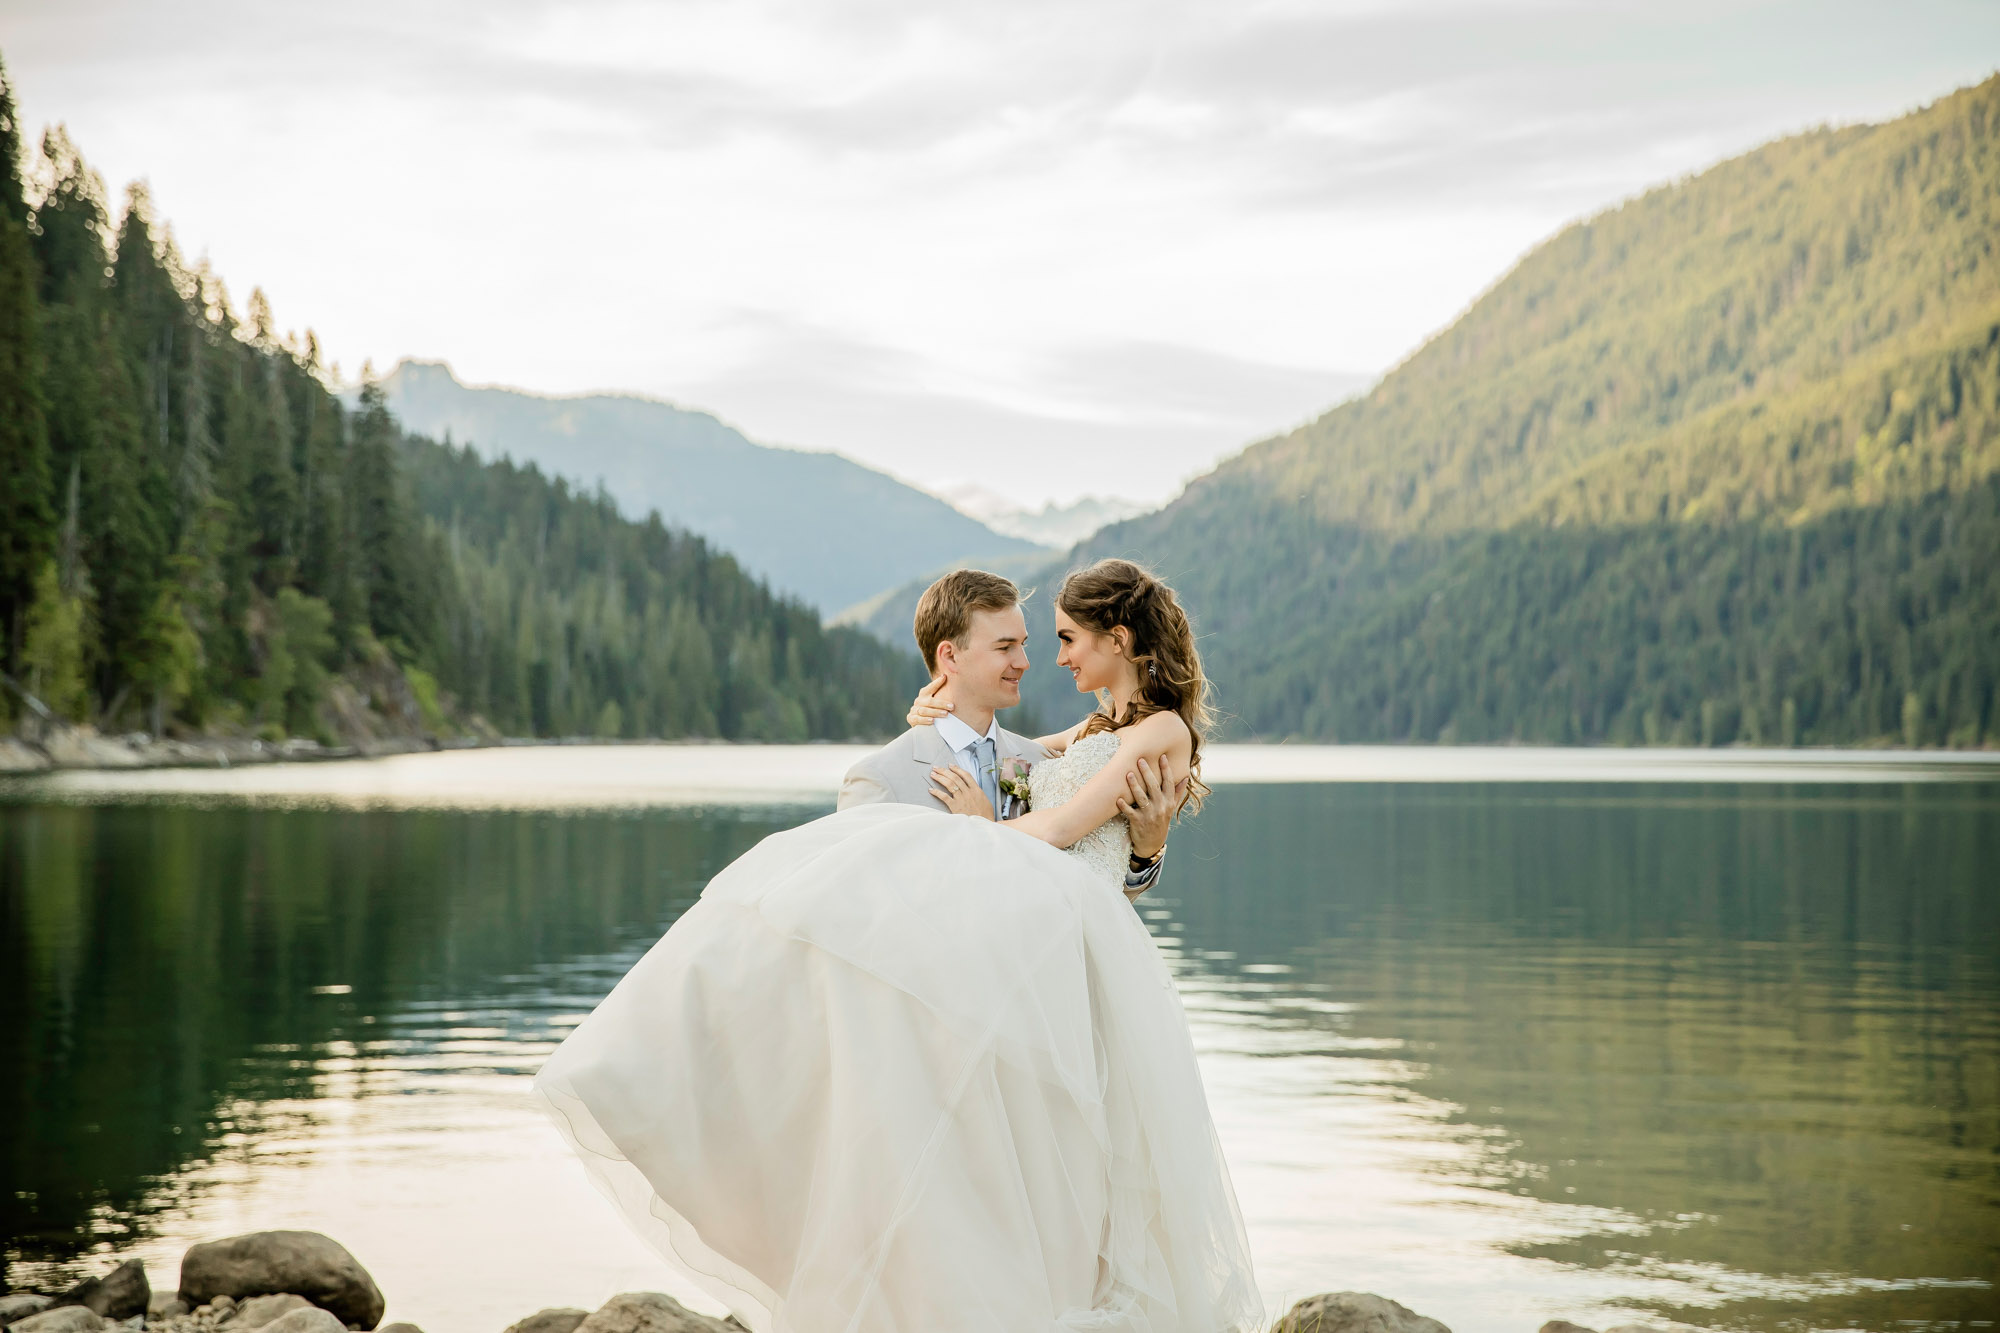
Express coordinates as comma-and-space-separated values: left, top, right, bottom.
1026, 730, 1131, 887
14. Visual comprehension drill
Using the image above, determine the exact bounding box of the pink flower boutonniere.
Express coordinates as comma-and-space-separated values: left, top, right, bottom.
998, 757, 1034, 818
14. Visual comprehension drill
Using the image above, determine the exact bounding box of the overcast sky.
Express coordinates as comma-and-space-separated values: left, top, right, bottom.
3, 1, 1995, 508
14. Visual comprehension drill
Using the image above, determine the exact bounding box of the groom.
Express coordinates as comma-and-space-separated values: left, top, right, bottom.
839, 568, 1172, 897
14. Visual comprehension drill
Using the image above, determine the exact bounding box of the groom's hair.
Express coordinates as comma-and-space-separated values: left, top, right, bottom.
914, 569, 1020, 674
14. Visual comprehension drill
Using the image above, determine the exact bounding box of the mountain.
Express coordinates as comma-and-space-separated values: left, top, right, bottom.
1015, 75, 2000, 746
937, 485, 1154, 549
374, 360, 1049, 616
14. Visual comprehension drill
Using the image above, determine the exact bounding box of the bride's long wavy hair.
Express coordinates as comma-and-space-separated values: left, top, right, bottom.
1060, 559, 1214, 816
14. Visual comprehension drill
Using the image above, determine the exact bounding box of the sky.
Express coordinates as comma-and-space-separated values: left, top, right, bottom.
3, 1, 1996, 509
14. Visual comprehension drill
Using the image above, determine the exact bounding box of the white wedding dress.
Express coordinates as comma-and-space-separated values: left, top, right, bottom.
533, 732, 1263, 1333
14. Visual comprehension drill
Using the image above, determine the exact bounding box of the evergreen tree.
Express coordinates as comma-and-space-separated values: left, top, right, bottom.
0, 56, 51, 666
20, 560, 90, 722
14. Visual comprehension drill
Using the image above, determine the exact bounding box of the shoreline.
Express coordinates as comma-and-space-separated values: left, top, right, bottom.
5, 726, 1997, 785
0, 1238, 1675, 1333
0, 728, 865, 778
0, 729, 489, 777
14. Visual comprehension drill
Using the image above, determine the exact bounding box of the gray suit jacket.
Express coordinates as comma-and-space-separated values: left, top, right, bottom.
838, 724, 1050, 812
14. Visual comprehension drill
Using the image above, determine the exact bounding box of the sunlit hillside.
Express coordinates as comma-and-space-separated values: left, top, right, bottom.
1027, 74, 1999, 747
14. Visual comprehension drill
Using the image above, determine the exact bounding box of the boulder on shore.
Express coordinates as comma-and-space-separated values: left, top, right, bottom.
0, 1296, 53, 1327
178, 1232, 384, 1330
572, 1294, 734, 1333
6, 1309, 101, 1333
256, 1309, 345, 1333
503, 1310, 588, 1333
231, 1296, 314, 1330
53, 1260, 151, 1321
1272, 1292, 1453, 1333
375, 1323, 424, 1333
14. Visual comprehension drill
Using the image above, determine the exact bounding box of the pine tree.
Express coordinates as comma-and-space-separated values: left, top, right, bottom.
20, 559, 89, 722
347, 380, 427, 655
0, 56, 52, 666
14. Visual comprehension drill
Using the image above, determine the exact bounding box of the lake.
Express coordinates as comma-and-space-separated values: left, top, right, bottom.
2, 745, 1996, 1333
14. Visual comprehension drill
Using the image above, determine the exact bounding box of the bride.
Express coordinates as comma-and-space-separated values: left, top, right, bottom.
533, 559, 1264, 1333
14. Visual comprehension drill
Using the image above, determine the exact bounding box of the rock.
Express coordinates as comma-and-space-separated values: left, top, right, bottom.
1603, 1326, 1668, 1333
0, 1296, 53, 1327
0, 738, 51, 774
229, 1297, 314, 1331
211, 1300, 237, 1314
1270, 1292, 1452, 1333
572, 1294, 734, 1333
375, 1324, 424, 1333
503, 1311, 587, 1333
8, 1308, 103, 1333
178, 1234, 384, 1331
1540, 1323, 1597, 1333
256, 1311, 344, 1333
51, 1260, 150, 1321
39, 727, 145, 770
146, 1296, 189, 1322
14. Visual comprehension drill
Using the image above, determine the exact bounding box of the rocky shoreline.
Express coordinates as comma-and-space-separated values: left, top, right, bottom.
0, 1229, 1676, 1333
0, 726, 473, 776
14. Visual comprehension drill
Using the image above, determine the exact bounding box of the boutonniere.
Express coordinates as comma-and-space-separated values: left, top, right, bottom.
998, 757, 1034, 814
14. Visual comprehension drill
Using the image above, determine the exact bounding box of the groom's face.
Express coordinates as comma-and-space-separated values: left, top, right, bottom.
943, 604, 1030, 711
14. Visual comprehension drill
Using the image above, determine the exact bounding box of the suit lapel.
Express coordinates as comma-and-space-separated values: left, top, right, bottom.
908, 726, 954, 770
996, 727, 1045, 763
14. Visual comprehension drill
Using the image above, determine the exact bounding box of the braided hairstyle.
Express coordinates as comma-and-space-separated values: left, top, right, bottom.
1058, 558, 1213, 815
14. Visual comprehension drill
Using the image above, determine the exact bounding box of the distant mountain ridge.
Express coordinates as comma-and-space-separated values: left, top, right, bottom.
1000, 75, 2000, 747
374, 360, 1049, 615
937, 485, 1154, 549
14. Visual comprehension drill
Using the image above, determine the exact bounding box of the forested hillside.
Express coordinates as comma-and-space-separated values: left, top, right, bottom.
377, 359, 1048, 618
0, 61, 914, 745
1021, 75, 2000, 746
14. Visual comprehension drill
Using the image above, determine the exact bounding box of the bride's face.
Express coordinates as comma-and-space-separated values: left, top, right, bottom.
1054, 606, 1128, 694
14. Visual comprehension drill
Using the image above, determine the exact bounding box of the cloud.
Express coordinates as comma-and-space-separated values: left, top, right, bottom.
678, 314, 1371, 507
4, 0, 1994, 506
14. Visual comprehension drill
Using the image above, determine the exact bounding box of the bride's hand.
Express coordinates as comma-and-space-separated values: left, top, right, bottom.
908, 677, 953, 728
928, 766, 994, 819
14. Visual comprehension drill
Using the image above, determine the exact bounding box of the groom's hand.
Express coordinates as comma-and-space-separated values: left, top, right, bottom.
1118, 756, 1175, 860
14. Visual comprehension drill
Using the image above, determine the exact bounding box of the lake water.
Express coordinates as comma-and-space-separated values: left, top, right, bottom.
2, 746, 1996, 1333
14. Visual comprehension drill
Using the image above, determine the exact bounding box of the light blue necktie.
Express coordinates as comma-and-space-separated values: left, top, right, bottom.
973, 736, 1002, 816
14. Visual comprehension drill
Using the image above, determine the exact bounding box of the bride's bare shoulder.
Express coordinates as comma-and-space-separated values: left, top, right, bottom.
1112, 709, 1190, 747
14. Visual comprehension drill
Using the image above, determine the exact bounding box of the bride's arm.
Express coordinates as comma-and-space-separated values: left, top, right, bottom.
1002, 713, 1191, 850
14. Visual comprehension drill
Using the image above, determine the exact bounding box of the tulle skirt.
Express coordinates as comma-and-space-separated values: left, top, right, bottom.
533, 802, 1263, 1333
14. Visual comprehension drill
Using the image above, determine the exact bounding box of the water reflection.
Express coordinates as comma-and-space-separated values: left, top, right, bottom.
1157, 783, 2000, 1330
2, 778, 1994, 1333
1, 804, 786, 1269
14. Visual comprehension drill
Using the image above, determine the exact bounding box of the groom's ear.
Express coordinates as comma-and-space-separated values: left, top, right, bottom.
933, 638, 959, 677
